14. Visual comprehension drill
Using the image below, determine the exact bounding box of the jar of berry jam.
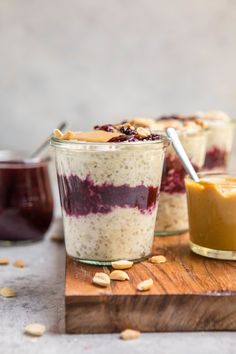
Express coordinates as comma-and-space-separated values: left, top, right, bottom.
0, 151, 53, 243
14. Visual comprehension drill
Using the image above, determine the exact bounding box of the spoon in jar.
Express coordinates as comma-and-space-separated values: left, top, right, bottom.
166, 127, 200, 182
30, 121, 67, 159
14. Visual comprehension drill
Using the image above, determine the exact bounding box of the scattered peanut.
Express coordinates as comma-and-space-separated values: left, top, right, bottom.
149, 255, 167, 264
0, 258, 9, 265
53, 129, 64, 139
62, 131, 77, 140
14, 259, 25, 268
24, 323, 46, 337
92, 272, 110, 287
136, 127, 149, 138
50, 234, 64, 242
0, 287, 16, 298
120, 329, 141, 340
111, 260, 133, 270
110, 270, 129, 281
128, 117, 154, 128
137, 278, 153, 291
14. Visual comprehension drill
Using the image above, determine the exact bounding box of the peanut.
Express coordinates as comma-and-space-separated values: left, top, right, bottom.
137, 278, 153, 291
111, 260, 133, 270
62, 131, 77, 140
53, 129, 64, 139
14, 259, 25, 268
136, 127, 149, 138
110, 270, 129, 281
0, 287, 16, 298
24, 323, 45, 337
149, 255, 167, 264
92, 272, 110, 287
0, 258, 9, 265
120, 329, 141, 340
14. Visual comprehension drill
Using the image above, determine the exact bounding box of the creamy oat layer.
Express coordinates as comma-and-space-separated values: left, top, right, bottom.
155, 193, 188, 233
55, 146, 164, 187
64, 208, 156, 261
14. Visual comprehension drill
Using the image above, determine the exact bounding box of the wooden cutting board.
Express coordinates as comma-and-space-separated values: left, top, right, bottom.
65, 233, 236, 333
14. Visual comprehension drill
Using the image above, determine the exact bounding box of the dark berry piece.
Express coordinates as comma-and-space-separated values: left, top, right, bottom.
94, 124, 116, 132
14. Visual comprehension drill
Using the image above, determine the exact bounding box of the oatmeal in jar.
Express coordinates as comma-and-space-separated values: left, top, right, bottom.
123, 116, 208, 235
51, 125, 169, 264
195, 111, 235, 171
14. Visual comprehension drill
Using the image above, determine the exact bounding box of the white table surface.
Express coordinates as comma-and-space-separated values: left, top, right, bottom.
1, 219, 236, 354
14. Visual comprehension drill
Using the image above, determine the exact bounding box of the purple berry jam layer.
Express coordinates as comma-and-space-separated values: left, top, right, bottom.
161, 154, 186, 193
161, 154, 199, 194
57, 174, 158, 217
203, 146, 227, 169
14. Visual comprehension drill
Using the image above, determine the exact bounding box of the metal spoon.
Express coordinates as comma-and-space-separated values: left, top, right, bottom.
166, 127, 200, 182
30, 121, 67, 158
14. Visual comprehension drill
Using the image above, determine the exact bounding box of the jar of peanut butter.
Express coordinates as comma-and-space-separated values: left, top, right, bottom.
185, 173, 236, 260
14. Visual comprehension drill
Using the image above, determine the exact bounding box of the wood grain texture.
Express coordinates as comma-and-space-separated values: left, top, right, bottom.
65, 234, 236, 333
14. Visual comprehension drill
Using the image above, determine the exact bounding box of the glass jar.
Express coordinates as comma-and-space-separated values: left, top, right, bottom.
0, 151, 53, 244
51, 136, 169, 265
186, 173, 236, 260
203, 120, 235, 171
155, 129, 208, 235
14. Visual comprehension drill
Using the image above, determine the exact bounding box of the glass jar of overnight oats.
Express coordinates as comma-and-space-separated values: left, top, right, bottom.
122, 116, 208, 235
155, 130, 208, 235
51, 127, 169, 265
195, 111, 235, 171
186, 173, 236, 260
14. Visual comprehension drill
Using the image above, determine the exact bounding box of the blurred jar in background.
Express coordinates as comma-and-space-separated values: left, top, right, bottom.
124, 116, 208, 235
153, 116, 208, 235
195, 111, 235, 171
0, 151, 53, 244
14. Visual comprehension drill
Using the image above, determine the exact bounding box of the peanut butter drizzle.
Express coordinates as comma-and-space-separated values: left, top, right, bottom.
53, 129, 123, 142
76, 131, 123, 142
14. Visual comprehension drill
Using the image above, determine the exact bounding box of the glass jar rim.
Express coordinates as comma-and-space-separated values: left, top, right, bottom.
50, 134, 170, 150
151, 126, 210, 137
202, 117, 236, 125
0, 150, 50, 168
185, 172, 236, 186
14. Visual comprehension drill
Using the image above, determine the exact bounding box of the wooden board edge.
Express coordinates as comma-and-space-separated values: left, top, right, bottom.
65, 293, 236, 333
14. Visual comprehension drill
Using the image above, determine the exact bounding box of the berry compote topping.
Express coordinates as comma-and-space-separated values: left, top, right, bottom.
108, 132, 161, 143
161, 154, 199, 193
57, 174, 158, 216
94, 123, 161, 142
204, 146, 227, 169
94, 124, 116, 132
119, 126, 136, 135
108, 135, 137, 143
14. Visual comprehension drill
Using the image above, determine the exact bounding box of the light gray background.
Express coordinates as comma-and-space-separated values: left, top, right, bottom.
1, 1, 236, 353
1, 0, 236, 153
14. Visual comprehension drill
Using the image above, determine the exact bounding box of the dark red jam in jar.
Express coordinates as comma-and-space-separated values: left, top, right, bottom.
0, 152, 53, 243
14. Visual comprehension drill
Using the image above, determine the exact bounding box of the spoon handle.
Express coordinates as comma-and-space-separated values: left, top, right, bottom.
30, 121, 67, 158
166, 128, 200, 182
